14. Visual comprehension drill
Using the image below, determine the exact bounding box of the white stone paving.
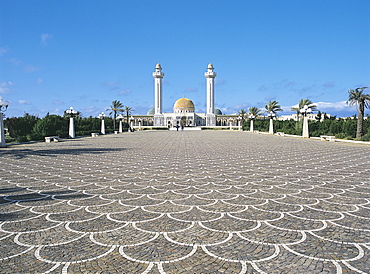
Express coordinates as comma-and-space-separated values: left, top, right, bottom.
0, 131, 370, 273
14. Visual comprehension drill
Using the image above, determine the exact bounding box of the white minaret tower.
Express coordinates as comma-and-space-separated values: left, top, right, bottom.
152, 63, 164, 126
205, 63, 217, 126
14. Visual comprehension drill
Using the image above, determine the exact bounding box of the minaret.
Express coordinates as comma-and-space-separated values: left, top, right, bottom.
152, 63, 164, 126
204, 63, 217, 126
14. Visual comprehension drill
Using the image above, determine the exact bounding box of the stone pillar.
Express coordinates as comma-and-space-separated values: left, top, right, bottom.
250, 119, 254, 132
269, 118, 274, 134
130, 120, 134, 132
69, 117, 75, 138
153, 63, 164, 126
302, 115, 309, 138
119, 120, 123, 133
205, 63, 216, 126
0, 113, 5, 147
101, 119, 105, 135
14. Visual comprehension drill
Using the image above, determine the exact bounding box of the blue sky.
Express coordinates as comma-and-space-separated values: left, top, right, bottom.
1, 0, 369, 118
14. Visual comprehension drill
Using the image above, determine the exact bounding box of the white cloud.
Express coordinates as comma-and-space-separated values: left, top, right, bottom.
18, 99, 31, 105
118, 89, 131, 95
23, 64, 38, 73
53, 100, 64, 105
41, 34, 53, 46
83, 106, 101, 117
0, 81, 14, 94
315, 101, 349, 111
183, 87, 198, 93
322, 81, 335, 88
8, 58, 38, 73
9, 58, 22, 66
102, 81, 120, 90
215, 77, 227, 86
0, 47, 8, 57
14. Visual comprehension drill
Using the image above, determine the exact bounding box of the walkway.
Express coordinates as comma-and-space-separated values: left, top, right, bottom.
0, 131, 370, 273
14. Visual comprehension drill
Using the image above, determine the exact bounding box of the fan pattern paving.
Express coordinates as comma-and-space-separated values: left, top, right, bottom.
0, 131, 370, 273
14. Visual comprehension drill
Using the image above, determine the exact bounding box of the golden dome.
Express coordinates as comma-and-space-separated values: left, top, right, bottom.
174, 98, 195, 113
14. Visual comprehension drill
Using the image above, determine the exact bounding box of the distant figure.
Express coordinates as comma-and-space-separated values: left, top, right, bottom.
181, 124, 184, 131
176, 125, 179, 131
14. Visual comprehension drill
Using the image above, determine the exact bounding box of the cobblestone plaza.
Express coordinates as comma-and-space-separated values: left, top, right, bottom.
1, 131, 370, 273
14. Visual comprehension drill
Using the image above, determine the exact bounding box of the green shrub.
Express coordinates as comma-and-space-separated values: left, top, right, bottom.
359, 133, 370, 142
32, 115, 68, 139
5, 113, 39, 142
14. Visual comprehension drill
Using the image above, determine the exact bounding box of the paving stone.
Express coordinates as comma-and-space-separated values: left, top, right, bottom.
0, 131, 370, 273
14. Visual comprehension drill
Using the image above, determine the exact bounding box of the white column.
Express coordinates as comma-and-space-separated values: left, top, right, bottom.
0, 113, 5, 147
205, 63, 217, 126
250, 119, 254, 132
101, 119, 105, 134
153, 63, 164, 126
119, 120, 123, 133
130, 120, 134, 132
69, 117, 75, 138
269, 118, 274, 134
302, 115, 309, 138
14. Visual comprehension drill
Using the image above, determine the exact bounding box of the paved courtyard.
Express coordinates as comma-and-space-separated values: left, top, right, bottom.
0, 130, 370, 273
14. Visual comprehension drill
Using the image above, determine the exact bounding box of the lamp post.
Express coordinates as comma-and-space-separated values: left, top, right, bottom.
117, 114, 124, 133
66, 107, 78, 138
268, 111, 276, 134
229, 118, 233, 130
238, 116, 242, 131
300, 105, 312, 138
249, 114, 255, 132
130, 116, 134, 132
138, 118, 142, 131
0, 96, 9, 147
98, 112, 106, 135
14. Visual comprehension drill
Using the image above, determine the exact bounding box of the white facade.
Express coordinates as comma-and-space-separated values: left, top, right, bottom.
151, 63, 218, 127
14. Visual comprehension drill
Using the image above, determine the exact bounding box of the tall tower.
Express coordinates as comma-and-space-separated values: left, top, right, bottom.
152, 63, 164, 126
204, 63, 217, 126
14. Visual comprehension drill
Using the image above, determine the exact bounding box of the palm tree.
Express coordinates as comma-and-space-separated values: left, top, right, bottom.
238, 109, 247, 130
291, 99, 317, 121
248, 106, 261, 118
347, 87, 370, 138
265, 100, 283, 134
124, 106, 133, 123
107, 100, 124, 130
248, 107, 261, 132
265, 100, 283, 115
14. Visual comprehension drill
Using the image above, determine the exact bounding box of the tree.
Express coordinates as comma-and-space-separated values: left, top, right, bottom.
32, 115, 68, 139
265, 100, 283, 134
247, 107, 261, 132
5, 113, 39, 142
238, 109, 247, 130
264, 100, 283, 116
248, 107, 261, 118
107, 100, 124, 130
347, 87, 370, 138
291, 99, 317, 121
124, 106, 133, 123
